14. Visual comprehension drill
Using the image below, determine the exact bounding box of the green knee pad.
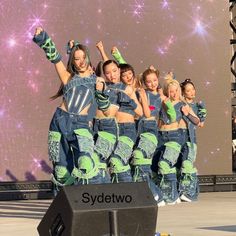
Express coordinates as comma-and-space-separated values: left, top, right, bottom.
92, 152, 107, 170
132, 150, 152, 165
78, 156, 95, 173
181, 160, 197, 174
54, 165, 75, 185
113, 136, 134, 164
73, 156, 99, 180
135, 132, 158, 158
163, 141, 181, 165
158, 160, 176, 175
187, 142, 197, 163
94, 131, 117, 160
48, 131, 61, 162
110, 157, 130, 174
74, 128, 94, 156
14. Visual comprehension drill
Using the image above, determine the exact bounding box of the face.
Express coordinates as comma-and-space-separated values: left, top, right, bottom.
73, 49, 88, 71
183, 83, 196, 100
144, 73, 159, 92
121, 70, 134, 85
104, 62, 120, 83
168, 84, 180, 101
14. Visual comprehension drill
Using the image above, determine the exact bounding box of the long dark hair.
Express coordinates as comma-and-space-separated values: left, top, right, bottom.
50, 44, 92, 100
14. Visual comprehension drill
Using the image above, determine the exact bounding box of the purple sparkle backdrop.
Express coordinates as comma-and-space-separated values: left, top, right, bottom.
0, 0, 231, 181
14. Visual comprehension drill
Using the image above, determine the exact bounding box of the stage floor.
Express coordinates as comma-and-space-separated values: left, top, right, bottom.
0, 192, 235, 236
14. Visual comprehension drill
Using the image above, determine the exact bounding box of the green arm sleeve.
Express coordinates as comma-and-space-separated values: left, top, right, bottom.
165, 100, 176, 123
112, 48, 127, 64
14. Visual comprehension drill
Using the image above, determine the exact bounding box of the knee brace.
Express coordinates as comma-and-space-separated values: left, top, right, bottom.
94, 131, 117, 160
33, 30, 61, 63
132, 132, 158, 166
74, 128, 94, 157
162, 141, 181, 167
113, 136, 134, 164
181, 160, 197, 174
158, 160, 176, 175
48, 131, 61, 162
53, 165, 75, 186
72, 156, 99, 181
109, 157, 130, 174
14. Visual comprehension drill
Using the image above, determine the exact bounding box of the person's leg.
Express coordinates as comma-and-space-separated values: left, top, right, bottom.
110, 123, 136, 183
179, 142, 199, 202
48, 109, 75, 194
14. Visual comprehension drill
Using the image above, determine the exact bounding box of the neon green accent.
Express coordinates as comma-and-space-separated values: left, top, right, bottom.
92, 153, 107, 169
110, 157, 130, 173
98, 131, 117, 144
165, 100, 176, 122
164, 141, 181, 152
78, 156, 94, 173
140, 132, 158, 145
118, 136, 134, 148
41, 38, 59, 62
112, 49, 127, 64
181, 160, 197, 174
158, 161, 176, 174
132, 150, 152, 165
74, 128, 93, 138
72, 157, 99, 180
54, 166, 75, 185
48, 131, 61, 141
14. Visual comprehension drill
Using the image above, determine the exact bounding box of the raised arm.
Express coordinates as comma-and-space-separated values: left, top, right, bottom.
111, 46, 127, 64
96, 41, 109, 62
32, 27, 70, 84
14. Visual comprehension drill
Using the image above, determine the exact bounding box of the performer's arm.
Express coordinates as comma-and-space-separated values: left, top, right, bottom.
111, 46, 127, 64
138, 88, 151, 118
33, 27, 70, 84
96, 41, 109, 62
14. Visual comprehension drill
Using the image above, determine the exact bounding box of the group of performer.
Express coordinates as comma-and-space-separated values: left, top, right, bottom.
32, 27, 207, 206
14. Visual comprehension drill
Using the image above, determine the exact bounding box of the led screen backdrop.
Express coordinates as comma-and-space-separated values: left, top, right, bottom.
0, 0, 231, 181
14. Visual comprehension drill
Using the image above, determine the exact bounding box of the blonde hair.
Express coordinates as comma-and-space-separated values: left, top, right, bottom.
163, 78, 183, 101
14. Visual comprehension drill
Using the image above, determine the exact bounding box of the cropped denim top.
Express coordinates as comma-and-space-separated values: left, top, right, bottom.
146, 91, 162, 118
159, 101, 184, 124
63, 74, 96, 114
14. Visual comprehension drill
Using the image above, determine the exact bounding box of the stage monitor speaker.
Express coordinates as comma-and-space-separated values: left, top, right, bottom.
37, 182, 158, 236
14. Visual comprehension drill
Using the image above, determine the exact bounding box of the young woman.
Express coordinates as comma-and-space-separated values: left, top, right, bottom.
178, 79, 207, 202
33, 28, 104, 191
152, 78, 199, 204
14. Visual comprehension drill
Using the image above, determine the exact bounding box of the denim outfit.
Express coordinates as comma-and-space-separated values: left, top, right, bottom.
48, 74, 101, 191
178, 101, 206, 201
131, 91, 163, 202
152, 101, 185, 203
106, 83, 137, 183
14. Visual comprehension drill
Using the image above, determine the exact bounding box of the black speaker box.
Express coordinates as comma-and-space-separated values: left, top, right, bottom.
38, 182, 158, 236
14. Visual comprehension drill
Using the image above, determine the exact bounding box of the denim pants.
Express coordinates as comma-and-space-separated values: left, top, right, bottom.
49, 107, 96, 186
110, 122, 136, 183
93, 117, 118, 183
151, 129, 184, 203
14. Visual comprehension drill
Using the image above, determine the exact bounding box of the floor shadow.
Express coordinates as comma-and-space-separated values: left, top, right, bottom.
198, 225, 236, 232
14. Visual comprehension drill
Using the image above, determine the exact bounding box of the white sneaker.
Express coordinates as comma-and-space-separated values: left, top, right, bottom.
166, 197, 181, 205
180, 194, 192, 202
157, 200, 166, 207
